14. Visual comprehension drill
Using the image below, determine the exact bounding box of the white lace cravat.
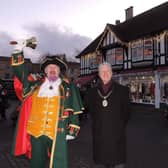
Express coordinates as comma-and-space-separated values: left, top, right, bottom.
38, 78, 62, 97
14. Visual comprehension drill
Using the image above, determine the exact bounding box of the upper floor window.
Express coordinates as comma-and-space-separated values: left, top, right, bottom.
90, 55, 97, 69
106, 48, 123, 65
116, 48, 124, 64
153, 39, 157, 55
106, 49, 115, 65
143, 38, 153, 60
131, 40, 143, 62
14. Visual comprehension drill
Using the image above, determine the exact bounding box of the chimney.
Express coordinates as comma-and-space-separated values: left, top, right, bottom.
115, 20, 120, 25
125, 6, 133, 20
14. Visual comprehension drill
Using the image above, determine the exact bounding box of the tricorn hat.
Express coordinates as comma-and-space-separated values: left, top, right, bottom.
41, 56, 68, 72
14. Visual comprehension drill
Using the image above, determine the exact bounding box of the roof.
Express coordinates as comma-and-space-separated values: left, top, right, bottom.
76, 2, 168, 57
110, 1, 168, 42
76, 33, 103, 58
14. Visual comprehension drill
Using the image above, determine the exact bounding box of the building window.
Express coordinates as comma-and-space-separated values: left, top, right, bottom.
106, 49, 115, 65
153, 39, 157, 56
131, 40, 143, 62
89, 55, 97, 70
115, 48, 123, 64
143, 38, 153, 60
106, 48, 123, 65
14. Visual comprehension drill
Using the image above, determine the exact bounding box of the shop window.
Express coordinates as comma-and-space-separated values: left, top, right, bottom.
126, 76, 155, 104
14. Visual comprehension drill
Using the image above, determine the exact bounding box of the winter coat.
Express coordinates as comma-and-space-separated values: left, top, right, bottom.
85, 80, 130, 166
11, 52, 84, 168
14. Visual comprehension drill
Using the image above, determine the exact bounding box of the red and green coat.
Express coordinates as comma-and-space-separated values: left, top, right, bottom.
11, 52, 84, 168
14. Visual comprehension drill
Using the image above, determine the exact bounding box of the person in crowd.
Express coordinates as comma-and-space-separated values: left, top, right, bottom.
10, 38, 84, 168
0, 83, 8, 120
10, 103, 21, 126
85, 62, 130, 168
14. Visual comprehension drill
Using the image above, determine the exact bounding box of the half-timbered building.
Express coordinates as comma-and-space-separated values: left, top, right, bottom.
76, 2, 168, 108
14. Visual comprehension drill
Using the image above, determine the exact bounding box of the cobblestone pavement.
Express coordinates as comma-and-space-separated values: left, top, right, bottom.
1, 101, 168, 168
1, 153, 29, 168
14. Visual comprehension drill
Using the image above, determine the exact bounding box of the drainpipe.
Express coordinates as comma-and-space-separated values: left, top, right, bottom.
154, 70, 160, 108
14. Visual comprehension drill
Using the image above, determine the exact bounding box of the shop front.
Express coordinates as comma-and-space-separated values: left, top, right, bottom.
113, 68, 168, 109
114, 71, 155, 104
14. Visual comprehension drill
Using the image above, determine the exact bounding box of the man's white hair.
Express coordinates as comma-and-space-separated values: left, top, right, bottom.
98, 62, 112, 72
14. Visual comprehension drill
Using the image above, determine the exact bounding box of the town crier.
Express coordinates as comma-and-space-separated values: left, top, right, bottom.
10, 38, 84, 168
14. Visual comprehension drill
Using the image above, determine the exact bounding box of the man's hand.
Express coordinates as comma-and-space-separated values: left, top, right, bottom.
11, 39, 27, 54
66, 135, 75, 140
10, 37, 37, 54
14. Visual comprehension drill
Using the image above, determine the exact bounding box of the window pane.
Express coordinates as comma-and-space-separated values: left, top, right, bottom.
106, 49, 115, 65
144, 39, 153, 60
131, 40, 143, 62
116, 48, 123, 64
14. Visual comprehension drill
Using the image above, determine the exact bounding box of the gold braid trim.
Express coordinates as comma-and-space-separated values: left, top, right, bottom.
11, 52, 24, 66
73, 111, 83, 115
11, 61, 24, 66
64, 108, 73, 111
60, 85, 65, 117
49, 97, 60, 168
69, 124, 80, 129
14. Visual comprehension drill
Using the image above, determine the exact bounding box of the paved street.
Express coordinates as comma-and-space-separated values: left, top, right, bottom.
1, 100, 168, 168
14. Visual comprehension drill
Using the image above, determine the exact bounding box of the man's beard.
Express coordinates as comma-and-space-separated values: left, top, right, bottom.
47, 71, 59, 82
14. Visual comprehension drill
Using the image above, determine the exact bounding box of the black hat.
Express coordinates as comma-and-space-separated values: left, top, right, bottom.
41, 56, 68, 72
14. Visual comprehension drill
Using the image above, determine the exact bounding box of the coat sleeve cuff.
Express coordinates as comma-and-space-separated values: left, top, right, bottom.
67, 124, 80, 137
11, 52, 24, 66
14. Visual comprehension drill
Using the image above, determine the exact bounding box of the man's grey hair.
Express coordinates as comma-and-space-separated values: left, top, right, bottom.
98, 62, 112, 72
